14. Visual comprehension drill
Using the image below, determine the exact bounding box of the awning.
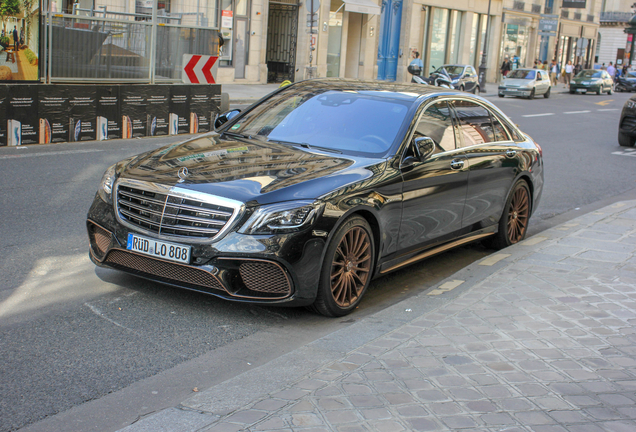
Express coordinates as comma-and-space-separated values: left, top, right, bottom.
343, 0, 381, 15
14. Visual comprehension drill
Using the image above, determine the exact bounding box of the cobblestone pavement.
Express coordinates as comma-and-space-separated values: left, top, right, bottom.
121, 201, 636, 432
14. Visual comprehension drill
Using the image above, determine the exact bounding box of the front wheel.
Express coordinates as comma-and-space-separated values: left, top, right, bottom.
460, 85, 465, 92
473, 86, 480, 95
596, 87, 602, 95
527, 89, 535, 100
608, 86, 614, 95
485, 180, 531, 250
310, 216, 375, 317
544, 87, 551, 98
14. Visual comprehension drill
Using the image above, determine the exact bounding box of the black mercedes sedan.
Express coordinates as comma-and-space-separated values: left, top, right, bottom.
87, 79, 544, 317
619, 95, 636, 147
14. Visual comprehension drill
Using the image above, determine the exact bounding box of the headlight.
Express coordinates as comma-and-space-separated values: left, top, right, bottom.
239, 201, 323, 235
97, 164, 116, 203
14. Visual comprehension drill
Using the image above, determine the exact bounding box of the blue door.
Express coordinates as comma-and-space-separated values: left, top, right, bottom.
377, 0, 403, 81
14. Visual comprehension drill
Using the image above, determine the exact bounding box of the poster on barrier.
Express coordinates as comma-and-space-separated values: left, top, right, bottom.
121, 86, 148, 138
38, 86, 70, 144
0, 86, 8, 146
96, 87, 121, 140
68, 88, 97, 141
7, 85, 38, 145
189, 85, 221, 134
170, 86, 190, 135
146, 86, 169, 136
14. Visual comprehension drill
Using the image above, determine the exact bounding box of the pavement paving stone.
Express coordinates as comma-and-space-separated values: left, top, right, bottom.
117, 201, 636, 432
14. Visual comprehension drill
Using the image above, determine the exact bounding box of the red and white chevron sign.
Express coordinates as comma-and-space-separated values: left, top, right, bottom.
182, 54, 219, 84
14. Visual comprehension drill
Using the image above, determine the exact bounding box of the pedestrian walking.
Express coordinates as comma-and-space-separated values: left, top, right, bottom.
500, 56, 512, 77
12, 26, 18, 51
564, 60, 573, 87
550, 59, 560, 86
607, 62, 616, 80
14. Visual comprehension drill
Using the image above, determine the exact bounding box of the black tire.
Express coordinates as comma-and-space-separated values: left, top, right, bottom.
527, 89, 535, 100
460, 85, 465, 92
619, 131, 636, 147
569, 89, 575, 94
473, 86, 480, 95
608, 86, 613, 95
498, 94, 505, 98
596, 87, 601, 95
310, 216, 376, 317
544, 87, 551, 98
485, 180, 531, 250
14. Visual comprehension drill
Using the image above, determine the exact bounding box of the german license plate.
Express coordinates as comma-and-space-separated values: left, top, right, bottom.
576, 88, 586, 93
127, 233, 191, 264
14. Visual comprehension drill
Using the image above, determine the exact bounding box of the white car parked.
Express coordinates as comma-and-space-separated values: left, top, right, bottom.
498, 68, 552, 99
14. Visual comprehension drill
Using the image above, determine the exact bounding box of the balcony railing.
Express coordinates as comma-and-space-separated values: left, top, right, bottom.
531, 4, 541, 13
574, 12, 582, 20
544, 6, 553, 14
587, 14, 595, 23
561, 10, 569, 19
513, 1, 525, 11
600, 11, 633, 22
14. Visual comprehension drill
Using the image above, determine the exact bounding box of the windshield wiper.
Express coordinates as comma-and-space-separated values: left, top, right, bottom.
268, 139, 342, 154
222, 131, 249, 139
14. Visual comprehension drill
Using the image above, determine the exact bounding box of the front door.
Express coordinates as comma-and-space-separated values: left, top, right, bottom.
377, 0, 403, 81
397, 101, 468, 252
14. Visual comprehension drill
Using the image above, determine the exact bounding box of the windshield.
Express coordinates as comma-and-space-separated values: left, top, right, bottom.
577, 70, 602, 78
507, 69, 536, 79
225, 88, 414, 157
435, 66, 464, 77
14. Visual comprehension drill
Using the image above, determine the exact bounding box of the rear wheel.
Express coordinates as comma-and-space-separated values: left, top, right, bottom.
619, 131, 636, 147
310, 216, 375, 317
485, 180, 531, 249
544, 87, 551, 98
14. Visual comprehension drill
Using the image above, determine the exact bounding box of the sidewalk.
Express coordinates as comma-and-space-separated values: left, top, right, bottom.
121, 201, 636, 432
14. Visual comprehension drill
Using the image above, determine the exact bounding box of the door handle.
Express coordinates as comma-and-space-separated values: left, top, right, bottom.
506, 149, 517, 157
450, 159, 464, 170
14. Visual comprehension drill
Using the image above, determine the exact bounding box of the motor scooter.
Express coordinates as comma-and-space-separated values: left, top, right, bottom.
407, 65, 454, 89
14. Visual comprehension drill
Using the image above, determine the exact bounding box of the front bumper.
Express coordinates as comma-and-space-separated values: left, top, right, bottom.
87, 195, 327, 307
498, 87, 532, 96
570, 84, 600, 92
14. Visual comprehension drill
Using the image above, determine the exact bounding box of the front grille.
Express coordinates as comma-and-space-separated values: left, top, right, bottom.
239, 261, 292, 295
116, 184, 235, 240
104, 249, 225, 292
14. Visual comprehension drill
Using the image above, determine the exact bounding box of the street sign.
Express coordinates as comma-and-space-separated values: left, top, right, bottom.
309, 0, 320, 13
182, 54, 219, 84
539, 18, 558, 33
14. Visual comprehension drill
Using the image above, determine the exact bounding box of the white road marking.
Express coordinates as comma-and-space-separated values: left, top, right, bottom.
564, 110, 591, 114
612, 151, 636, 157
597, 108, 619, 111
85, 302, 136, 333
522, 113, 554, 117
0, 149, 104, 159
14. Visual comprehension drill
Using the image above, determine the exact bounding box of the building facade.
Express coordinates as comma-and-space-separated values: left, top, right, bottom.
597, 0, 634, 68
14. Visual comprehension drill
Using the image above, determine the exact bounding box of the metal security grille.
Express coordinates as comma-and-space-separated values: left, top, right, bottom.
116, 184, 234, 239
266, 4, 298, 82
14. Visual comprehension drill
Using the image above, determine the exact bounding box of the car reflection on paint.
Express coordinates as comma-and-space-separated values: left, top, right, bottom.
87, 79, 544, 317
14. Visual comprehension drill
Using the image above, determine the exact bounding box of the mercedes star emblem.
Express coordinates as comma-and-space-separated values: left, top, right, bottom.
177, 167, 189, 183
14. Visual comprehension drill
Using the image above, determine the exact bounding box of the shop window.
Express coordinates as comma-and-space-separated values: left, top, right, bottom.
429, 8, 449, 71
327, 0, 344, 77
469, 15, 479, 66
448, 11, 463, 64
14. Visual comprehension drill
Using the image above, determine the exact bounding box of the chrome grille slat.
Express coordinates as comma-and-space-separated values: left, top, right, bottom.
115, 181, 240, 241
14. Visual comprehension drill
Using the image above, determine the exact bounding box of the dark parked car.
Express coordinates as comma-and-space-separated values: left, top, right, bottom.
570, 69, 614, 95
430, 65, 480, 93
87, 79, 544, 317
615, 71, 636, 92
618, 95, 636, 146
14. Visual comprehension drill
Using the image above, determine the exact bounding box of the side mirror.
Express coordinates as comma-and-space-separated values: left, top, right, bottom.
414, 136, 435, 161
214, 109, 241, 130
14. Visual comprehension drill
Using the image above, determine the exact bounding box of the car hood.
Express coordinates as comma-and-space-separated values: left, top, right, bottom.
502, 78, 533, 87
118, 133, 386, 206
573, 77, 599, 83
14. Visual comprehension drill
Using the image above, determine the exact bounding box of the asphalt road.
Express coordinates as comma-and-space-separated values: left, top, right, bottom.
0, 88, 634, 432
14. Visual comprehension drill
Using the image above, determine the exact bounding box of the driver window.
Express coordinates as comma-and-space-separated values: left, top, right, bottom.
536, 71, 543, 80
413, 101, 456, 153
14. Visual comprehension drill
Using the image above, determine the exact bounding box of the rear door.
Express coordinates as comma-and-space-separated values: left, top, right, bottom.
450, 99, 520, 230
397, 100, 468, 252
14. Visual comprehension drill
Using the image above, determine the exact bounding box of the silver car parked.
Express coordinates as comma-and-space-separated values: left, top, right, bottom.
498, 68, 552, 99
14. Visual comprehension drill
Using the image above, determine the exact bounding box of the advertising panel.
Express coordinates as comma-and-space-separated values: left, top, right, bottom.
38, 86, 69, 143
120, 85, 148, 138
68, 88, 97, 142
170, 86, 190, 135
0, 2, 40, 81
189, 85, 222, 134
7, 85, 38, 145
146, 86, 169, 137
96, 87, 121, 140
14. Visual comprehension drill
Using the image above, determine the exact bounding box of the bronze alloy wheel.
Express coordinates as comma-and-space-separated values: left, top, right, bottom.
485, 179, 531, 250
330, 226, 372, 307
507, 185, 529, 244
311, 216, 376, 317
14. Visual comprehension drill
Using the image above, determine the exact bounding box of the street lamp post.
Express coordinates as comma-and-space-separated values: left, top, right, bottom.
478, 0, 493, 93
